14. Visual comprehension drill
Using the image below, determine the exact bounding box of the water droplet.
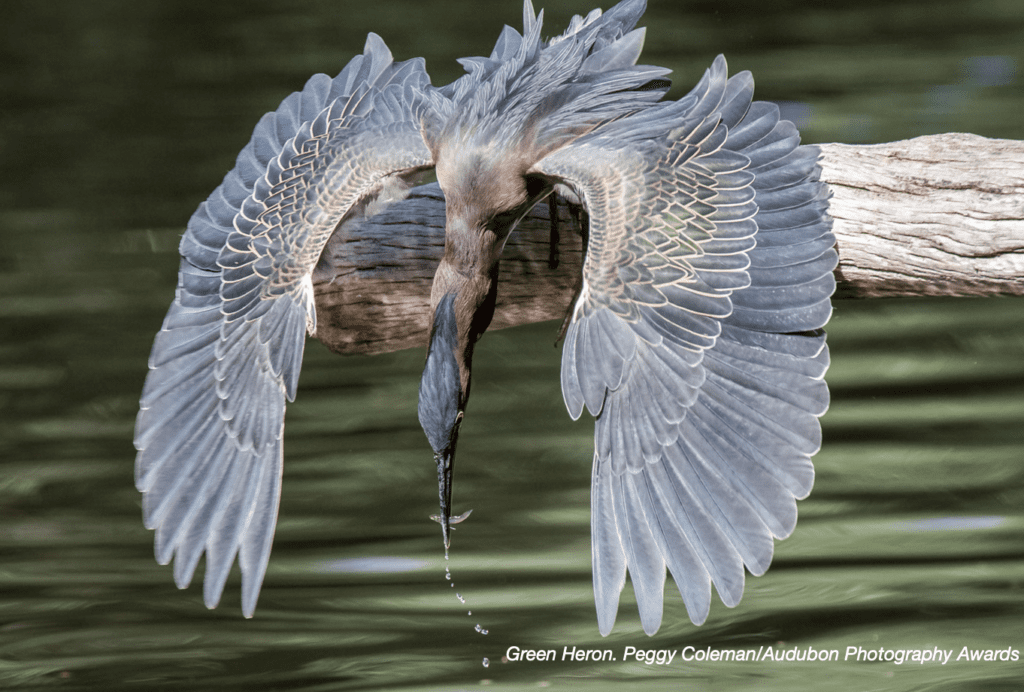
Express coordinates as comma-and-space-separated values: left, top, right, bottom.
440, 548, 489, 640
482, 658, 490, 668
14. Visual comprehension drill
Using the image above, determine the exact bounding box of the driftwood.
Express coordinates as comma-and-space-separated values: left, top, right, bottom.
312, 133, 1024, 356
821, 133, 1024, 298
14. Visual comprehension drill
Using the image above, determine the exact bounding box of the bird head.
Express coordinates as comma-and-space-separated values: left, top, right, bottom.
418, 291, 465, 549
417, 240, 501, 547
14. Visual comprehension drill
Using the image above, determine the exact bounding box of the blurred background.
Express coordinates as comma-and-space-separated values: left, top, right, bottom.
1, 1, 1022, 690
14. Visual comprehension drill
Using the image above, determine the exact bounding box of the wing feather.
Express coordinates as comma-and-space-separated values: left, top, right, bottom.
657, 443, 746, 606
638, 462, 712, 625
591, 453, 627, 635
617, 475, 666, 635
135, 34, 438, 616
532, 54, 836, 634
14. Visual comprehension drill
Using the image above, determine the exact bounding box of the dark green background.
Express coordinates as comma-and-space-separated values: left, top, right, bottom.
1, 1, 1022, 689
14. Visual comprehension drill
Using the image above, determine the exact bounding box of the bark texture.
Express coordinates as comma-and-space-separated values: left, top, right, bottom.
820, 133, 1024, 298
312, 133, 1024, 355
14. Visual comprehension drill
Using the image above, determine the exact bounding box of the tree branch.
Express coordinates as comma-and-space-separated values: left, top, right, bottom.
312, 133, 1024, 355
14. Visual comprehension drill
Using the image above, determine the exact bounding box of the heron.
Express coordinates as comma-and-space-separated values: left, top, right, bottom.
135, 0, 836, 636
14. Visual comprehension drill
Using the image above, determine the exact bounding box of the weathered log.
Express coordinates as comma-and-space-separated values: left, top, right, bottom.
312, 133, 1024, 356
311, 182, 586, 355
821, 133, 1024, 298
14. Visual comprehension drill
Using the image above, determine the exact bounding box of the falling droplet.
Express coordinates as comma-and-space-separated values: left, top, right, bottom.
482, 658, 490, 668
438, 532, 490, 642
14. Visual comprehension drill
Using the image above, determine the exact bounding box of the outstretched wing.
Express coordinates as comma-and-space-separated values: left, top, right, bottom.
134, 34, 436, 617
530, 55, 837, 635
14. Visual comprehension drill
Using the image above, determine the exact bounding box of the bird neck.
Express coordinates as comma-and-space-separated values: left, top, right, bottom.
429, 260, 498, 394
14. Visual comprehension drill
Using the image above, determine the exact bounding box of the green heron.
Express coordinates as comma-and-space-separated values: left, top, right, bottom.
135, 0, 836, 635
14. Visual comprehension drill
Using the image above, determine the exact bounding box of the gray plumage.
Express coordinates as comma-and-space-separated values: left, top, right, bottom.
135, 0, 836, 634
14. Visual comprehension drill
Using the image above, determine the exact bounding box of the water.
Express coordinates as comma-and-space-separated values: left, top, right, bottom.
2, 1, 1023, 690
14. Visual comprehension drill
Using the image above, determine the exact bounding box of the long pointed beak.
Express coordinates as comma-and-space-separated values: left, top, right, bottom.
430, 421, 474, 549
436, 447, 454, 549
431, 448, 473, 548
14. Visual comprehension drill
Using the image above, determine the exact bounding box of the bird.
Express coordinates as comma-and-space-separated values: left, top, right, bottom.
134, 0, 836, 636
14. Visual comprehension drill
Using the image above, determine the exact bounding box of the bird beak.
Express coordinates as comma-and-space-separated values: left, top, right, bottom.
435, 444, 455, 549
430, 412, 473, 549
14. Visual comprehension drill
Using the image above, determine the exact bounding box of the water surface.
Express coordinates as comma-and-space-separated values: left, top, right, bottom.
1, 1, 1022, 689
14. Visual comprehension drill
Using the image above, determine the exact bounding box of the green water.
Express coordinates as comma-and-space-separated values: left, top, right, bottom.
1, 1, 1022, 690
